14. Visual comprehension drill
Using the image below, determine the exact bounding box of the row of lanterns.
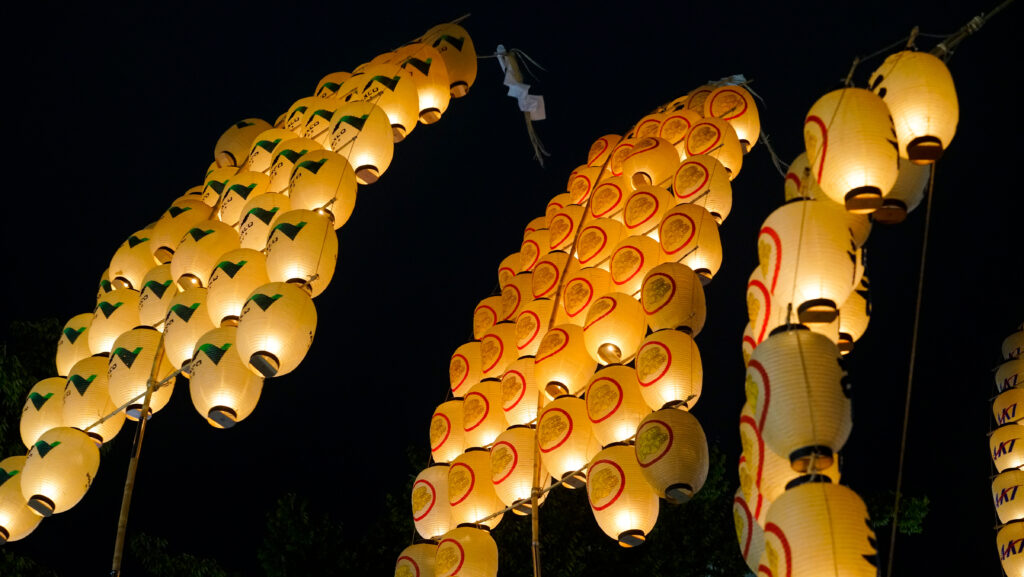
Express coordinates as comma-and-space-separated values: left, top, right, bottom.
0, 21, 477, 544
735, 48, 958, 576
990, 324, 1024, 576
399, 79, 763, 576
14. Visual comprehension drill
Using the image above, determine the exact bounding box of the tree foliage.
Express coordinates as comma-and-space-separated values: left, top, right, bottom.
1, 318, 62, 458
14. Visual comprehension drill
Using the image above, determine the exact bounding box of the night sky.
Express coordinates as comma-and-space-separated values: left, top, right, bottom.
1, 1, 1020, 575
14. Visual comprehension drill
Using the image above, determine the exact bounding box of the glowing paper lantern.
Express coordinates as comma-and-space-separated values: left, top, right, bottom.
658, 204, 722, 282
538, 395, 599, 486
548, 205, 585, 252
658, 108, 702, 156
622, 185, 674, 239
395, 543, 437, 577
287, 151, 357, 229
588, 134, 621, 168
491, 426, 548, 514
497, 253, 521, 289
394, 42, 451, 123
268, 138, 323, 193
544, 193, 571, 229
685, 85, 713, 115
532, 251, 578, 300
430, 400, 465, 463
109, 231, 159, 290
238, 192, 291, 251
345, 64, 420, 141
869, 50, 958, 163
449, 449, 504, 529
635, 407, 709, 503
622, 137, 679, 189
213, 118, 272, 167
608, 137, 637, 178
0, 456, 42, 543
297, 99, 343, 146
56, 313, 93, 376
449, 342, 482, 397
422, 23, 477, 98
90, 288, 141, 353
265, 209, 338, 297
434, 526, 497, 577
463, 379, 508, 449
672, 155, 732, 223
234, 281, 318, 379
244, 128, 295, 173
734, 489, 766, 573
583, 293, 646, 365
500, 272, 531, 322
200, 166, 241, 207
704, 84, 760, 152
685, 117, 743, 178
281, 97, 323, 135
873, 157, 931, 224
576, 218, 626, 269
747, 267, 790, 343
515, 298, 553, 357
523, 216, 546, 239
838, 276, 871, 354
635, 329, 703, 411
216, 171, 270, 227
1006, 330, 1024, 361
640, 262, 706, 334
205, 248, 270, 327
20, 427, 100, 516
586, 365, 649, 446
742, 323, 756, 367
760, 481, 877, 577
63, 355, 125, 444
96, 269, 114, 303
520, 229, 549, 273
163, 287, 215, 370
992, 423, 1024, 472
609, 235, 661, 296
189, 326, 263, 428
315, 71, 352, 98
327, 101, 394, 184
170, 221, 240, 289
20, 378, 65, 449
998, 520, 1024, 576
997, 358, 1024, 392
107, 327, 176, 419
586, 444, 659, 547
413, 464, 452, 539
589, 177, 628, 221
137, 264, 177, 330
473, 296, 503, 340
500, 358, 539, 427
150, 200, 213, 263
534, 325, 597, 398
561, 267, 612, 325
630, 112, 662, 139
804, 87, 898, 213
994, 469, 1024, 524
567, 165, 602, 205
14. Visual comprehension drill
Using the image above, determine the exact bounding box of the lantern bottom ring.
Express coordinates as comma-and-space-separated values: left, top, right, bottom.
112, 277, 132, 290
666, 483, 695, 505
545, 381, 569, 399
907, 135, 943, 164
696, 270, 712, 286
560, 470, 587, 489
86, 430, 105, 445
154, 246, 174, 264
450, 82, 470, 99
843, 186, 883, 214
871, 199, 909, 225
631, 172, 653, 189
177, 274, 202, 291
419, 108, 442, 124
249, 351, 281, 378
0, 526, 9, 543
789, 445, 834, 473
513, 501, 533, 516
617, 529, 646, 548
208, 406, 239, 429
355, 165, 380, 185
220, 316, 239, 327
27, 495, 55, 518
392, 125, 408, 143
126, 405, 153, 421
797, 299, 838, 324
598, 343, 623, 365
838, 333, 855, 355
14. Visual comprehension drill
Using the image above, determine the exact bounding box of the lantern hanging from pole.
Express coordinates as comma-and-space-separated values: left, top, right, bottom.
869, 50, 958, 164
622, 185, 674, 240
0, 456, 42, 543
20, 427, 100, 517
327, 101, 394, 185
524, 216, 547, 239
500, 272, 531, 322
658, 204, 721, 283
431, 400, 465, 464
747, 267, 791, 343
206, 248, 270, 327
609, 234, 661, 297
420, 23, 477, 98
163, 287, 216, 371
640, 262, 707, 335
96, 269, 114, 303
213, 118, 272, 168
993, 388, 1024, 427
608, 137, 637, 178
473, 295, 504, 340
1006, 329, 1024, 361
170, 221, 240, 289
150, 200, 214, 263
216, 171, 270, 227
434, 526, 498, 577
281, 97, 324, 135
804, 87, 898, 213
56, 313, 94, 377
109, 231, 159, 290
733, 489, 766, 573
872, 157, 931, 225
189, 326, 263, 429
567, 165, 602, 205
622, 137, 679, 189
520, 229, 549, 273
588, 134, 621, 168
200, 166, 241, 207
236, 281, 317, 378
500, 358, 539, 427
449, 341, 482, 397
783, 152, 820, 201
515, 298, 554, 357
635, 407, 709, 504
635, 329, 703, 411
658, 108, 702, 157
298, 99, 343, 147
137, 264, 177, 331
685, 85, 713, 115
448, 448, 504, 529
576, 218, 626, 269
837, 275, 871, 355
463, 379, 508, 449
107, 326, 176, 419
742, 323, 756, 367
491, 425, 549, 515
586, 365, 649, 446
561, 267, 612, 326
544, 193, 571, 229
532, 251, 579, 300
534, 324, 597, 398
672, 154, 733, 223
267, 138, 323, 193
704, 84, 760, 153
586, 443, 659, 547
264, 209, 338, 297
629, 112, 662, 139
315, 71, 352, 98
287, 150, 358, 229
395, 542, 438, 577
497, 252, 521, 289
993, 469, 1024, 524
238, 192, 292, 251
20, 378, 65, 449
341, 64, 420, 142
998, 520, 1024, 577
996, 358, 1024, 393
394, 42, 451, 124
589, 177, 628, 222
63, 354, 124, 444
538, 395, 599, 487
992, 423, 1024, 472
244, 128, 296, 174
90, 288, 141, 353
413, 464, 452, 540
548, 205, 585, 252
583, 293, 646, 366
684, 117, 743, 178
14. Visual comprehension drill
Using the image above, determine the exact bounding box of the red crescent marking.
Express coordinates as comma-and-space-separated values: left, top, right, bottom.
588, 138, 611, 167
686, 122, 722, 156
521, 239, 541, 270
743, 335, 758, 350
636, 340, 671, 387
764, 523, 792, 577
502, 369, 527, 411
491, 440, 520, 484
583, 297, 617, 330
674, 160, 710, 200
430, 413, 452, 451
587, 377, 624, 423
611, 246, 645, 286
660, 213, 697, 255
451, 353, 470, 393
634, 119, 660, 136
535, 328, 569, 363
437, 539, 465, 577
412, 479, 436, 521
591, 183, 624, 218
539, 407, 574, 452
578, 226, 609, 265
739, 414, 766, 513
804, 115, 828, 184
611, 144, 634, 176
624, 137, 660, 160
564, 278, 595, 318
734, 494, 754, 558
758, 227, 783, 293
636, 419, 674, 467
570, 174, 593, 203
518, 310, 542, 351
747, 360, 771, 433
550, 214, 575, 249
784, 173, 802, 195
503, 284, 522, 321
587, 459, 626, 510
463, 392, 490, 431
448, 462, 476, 506
748, 279, 772, 344
659, 114, 694, 143
481, 334, 505, 374
710, 88, 749, 120
625, 191, 661, 230
533, 262, 561, 298
396, 556, 420, 577
641, 273, 677, 315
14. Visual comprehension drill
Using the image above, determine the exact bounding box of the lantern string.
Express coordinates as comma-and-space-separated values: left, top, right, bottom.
885, 162, 937, 577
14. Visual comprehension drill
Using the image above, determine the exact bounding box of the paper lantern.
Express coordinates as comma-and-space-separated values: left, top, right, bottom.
587, 443, 659, 547
137, 265, 177, 330
548, 205, 585, 252
567, 165, 602, 205
804, 87, 898, 212
238, 192, 291, 251
189, 326, 263, 428
449, 342, 482, 397
994, 470, 1024, 524
576, 218, 626, 269
56, 313, 93, 376
532, 251, 579, 299
997, 359, 1024, 393
315, 71, 352, 98
538, 396, 599, 486
200, 166, 241, 207
265, 209, 338, 297
500, 272, 531, 322
704, 84, 760, 152
993, 424, 1024, 472
287, 151, 357, 229
658, 204, 721, 282
783, 152, 819, 201
870, 50, 958, 163
586, 365, 648, 446
463, 379, 508, 449
216, 171, 270, 227
534, 325, 597, 398
268, 138, 323, 193
20, 378, 65, 449
206, 248, 270, 327
163, 287, 215, 370
213, 118, 271, 167
395, 542, 437, 577
327, 101, 394, 184
244, 128, 295, 173
608, 138, 637, 178
150, 200, 214, 263
622, 137, 679, 189
672, 155, 732, 223
431, 400, 465, 464
544, 193, 571, 228
751, 328, 851, 472
609, 235, 661, 296
109, 231, 159, 290
473, 296, 503, 340
170, 221, 240, 289
759, 442, 841, 509
759, 200, 855, 324
630, 112, 662, 139
236, 282, 317, 378
0, 456, 42, 543
640, 262, 706, 334
998, 520, 1024, 576
500, 359, 539, 427
490, 426, 548, 515
394, 42, 451, 123
497, 253, 521, 289
588, 134, 621, 168
635, 329, 703, 411
589, 177, 628, 221
515, 298, 554, 357
421, 23, 477, 98
344, 66, 419, 141
837, 276, 871, 354
561, 267, 612, 325
655, 108, 700, 156
685, 117, 743, 178
20, 427, 100, 516
434, 526, 497, 577
63, 355, 125, 444
761, 481, 877, 577
449, 449, 504, 529
734, 489, 766, 573
685, 85, 713, 115
1006, 330, 1024, 361
520, 229, 549, 273
742, 323, 756, 367
96, 269, 113, 303
90, 288, 141, 353
413, 464, 452, 539
747, 267, 792, 343
298, 99, 344, 147
622, 185, 674, 240
635, 407, 708, 503
281, 97, 324, 135
582, 293, 646, 365
873, 157, 931, 224
523, 216, 547, 239
107, 326, 176, 419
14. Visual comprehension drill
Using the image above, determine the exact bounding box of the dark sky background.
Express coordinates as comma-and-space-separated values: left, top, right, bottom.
1, 1, 1020, 575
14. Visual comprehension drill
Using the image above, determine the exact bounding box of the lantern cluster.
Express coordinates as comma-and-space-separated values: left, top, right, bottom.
5, 20, 476, 544
992, 322, 1024, 576
404, 79, 758, 573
